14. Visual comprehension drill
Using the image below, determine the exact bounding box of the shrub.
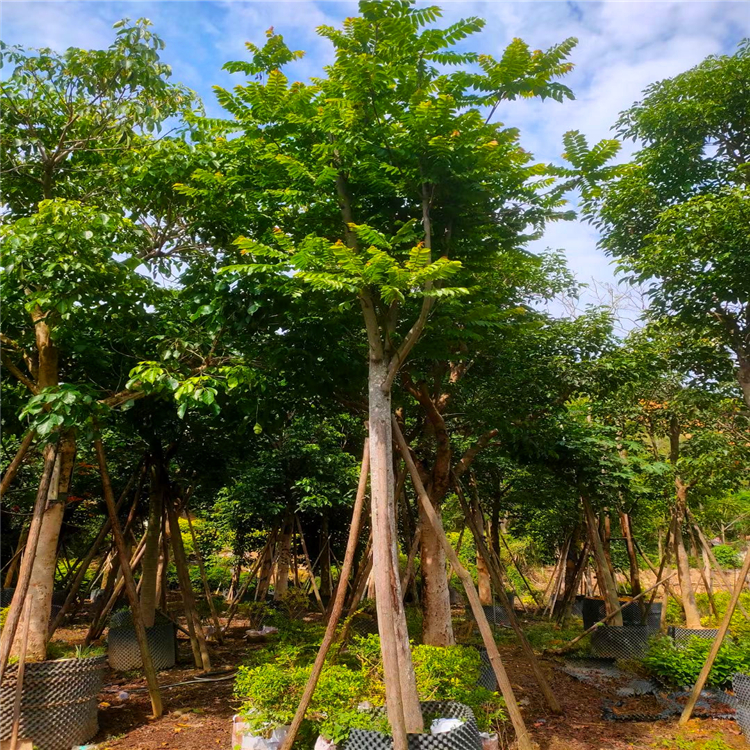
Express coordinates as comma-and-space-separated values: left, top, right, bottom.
642, 633, 750, 689
712, 545, 741, 569
276, 588, 310, 620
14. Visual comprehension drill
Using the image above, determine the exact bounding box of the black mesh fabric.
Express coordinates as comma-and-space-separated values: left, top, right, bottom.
733, 673, 750, 738
0, 656, 106, 750
590, 626, 656, 660
480, 594, 515, 627
345, 702, 481, 750
582, 598, 661, 629
668, 627, 720, 646
108, 609, 177, 671
477, 649, 497, 691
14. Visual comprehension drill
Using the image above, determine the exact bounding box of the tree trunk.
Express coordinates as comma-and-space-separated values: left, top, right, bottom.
619, 512, 642, 599
419, 507, 455, 645
737, 356, 750, 410
368, 360, 423, 737
255, 538, 276, 602
140, 460, 165, 628
582, 495, 622, 626
14, 431, 76, 661
673, 484, 702, 628
274, 509, 294, 601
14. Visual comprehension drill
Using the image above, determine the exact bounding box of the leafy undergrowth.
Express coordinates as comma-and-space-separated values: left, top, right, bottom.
234, 613, 507, 747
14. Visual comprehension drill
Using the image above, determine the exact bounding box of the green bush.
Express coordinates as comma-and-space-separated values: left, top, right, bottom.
235, 630, 507, 745
712, 545, 741, 569
642, 633, 750, 689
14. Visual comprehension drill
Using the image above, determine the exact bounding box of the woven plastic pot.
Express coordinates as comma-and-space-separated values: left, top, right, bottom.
667, 627, 720, 646
107, 609, 177, 671
480, 595, 515, 627
733, 673, 750, 738
0, 655, 106, 750
346, 701, 481, 750
590, 625, 656, 660
582, 598, 661, 629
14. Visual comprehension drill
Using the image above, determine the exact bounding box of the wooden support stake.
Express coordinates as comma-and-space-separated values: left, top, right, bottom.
278, 439, 370, 750
165, 496, 211, 671
393, 420, 534, 750
0, 430, 35, 500
185, 510, 224, 643
9, 598, 32, 750
223, 530, 278, 632
0, 443, 58, 681
295, 515, 325, 613
454, 480, 561, 715
679, 548, 750, 724
93, 435, 163, 717
688, 513, 750, 622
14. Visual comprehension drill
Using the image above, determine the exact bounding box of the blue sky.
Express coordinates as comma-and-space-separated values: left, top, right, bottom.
2, 1, 748, 316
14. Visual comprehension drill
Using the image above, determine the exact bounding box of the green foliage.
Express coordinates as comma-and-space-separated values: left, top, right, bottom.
642, 633, 750, 689
711, 545, 741, 569
46, 641, 107, 660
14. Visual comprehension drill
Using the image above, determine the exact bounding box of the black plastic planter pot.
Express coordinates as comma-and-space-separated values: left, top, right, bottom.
346, 701, 481, 750
667, 627, 720, 646
582, 598, 661, 630
733, 673, 750, 738
107, 609, 177, 671
480, 595, 515, 627
0, 655, 106, 750
590, 625, 656, 660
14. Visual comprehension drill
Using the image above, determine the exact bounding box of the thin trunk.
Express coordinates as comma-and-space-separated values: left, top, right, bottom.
619, 512, 642, 599
419, 506, 454, 645
674, 484, 701, 628
13, 431, 76, 660
3, 526, 28, 589
228, 559, 242, 602
400, 526, 421, 600
295, 516, 324, 613
471, 495, 492, 606
140, 459, 165, 628
255, 537, 276, 602
274, 509, 294, 601
557, 540, 591, 625
369, 361, 423, 738
582, 495, 622, 626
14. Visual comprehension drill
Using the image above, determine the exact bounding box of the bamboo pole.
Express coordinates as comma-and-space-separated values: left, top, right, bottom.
547, 572, 678, 656
223, 531, 278, 632
0, 443, 58, 681
9, 598, 32, 750
688, 513, 750, 621
94, 434, 162, 717
295, 515, 325, 613
0, 430, 35, 499
498, 531, 539, 606
679, 548, 750, 724
393, 420, 534, 750
165, 496, 211, 671
49, 461, 143, 637
185, 510, 224, 643
278, 439, 370, 750
3, 526, 28, 589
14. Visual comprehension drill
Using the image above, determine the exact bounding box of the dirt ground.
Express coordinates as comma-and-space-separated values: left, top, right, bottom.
51, 615, 748, 750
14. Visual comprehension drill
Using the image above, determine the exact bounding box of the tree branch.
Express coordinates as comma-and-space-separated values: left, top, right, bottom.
453, 428, 499, 480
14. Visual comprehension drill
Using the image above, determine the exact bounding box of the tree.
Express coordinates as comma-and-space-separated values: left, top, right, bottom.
0, 19, 192, 661
559, 41, 750, 407
181, 1, 578, 739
